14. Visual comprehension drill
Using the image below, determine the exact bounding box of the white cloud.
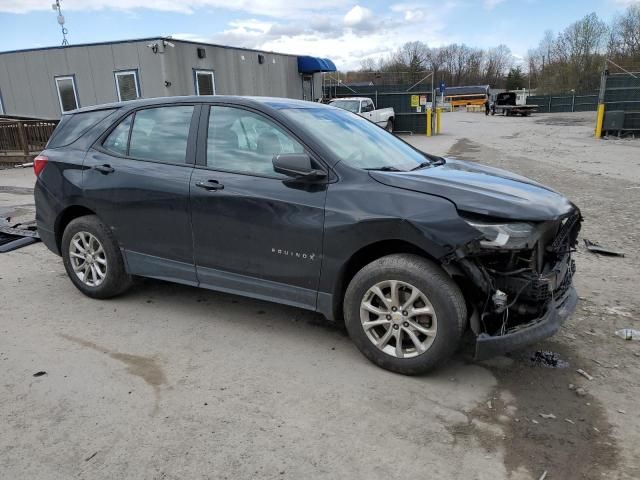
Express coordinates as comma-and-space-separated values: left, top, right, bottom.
0, 0, 349, 17
174, 6, 456, 70
343, 5, 373, 26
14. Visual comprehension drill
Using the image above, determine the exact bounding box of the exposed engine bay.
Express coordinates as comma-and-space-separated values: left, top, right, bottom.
448, 209, 582, 342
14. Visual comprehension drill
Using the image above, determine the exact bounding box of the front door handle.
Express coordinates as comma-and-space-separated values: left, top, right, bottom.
93, 164, 114, 174
195, 180, 224, 191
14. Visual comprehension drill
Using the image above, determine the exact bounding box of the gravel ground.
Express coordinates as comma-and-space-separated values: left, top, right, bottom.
1, 111, 639, 479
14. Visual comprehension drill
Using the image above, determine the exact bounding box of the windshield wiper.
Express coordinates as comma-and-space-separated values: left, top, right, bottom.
410, 161, 433, 171
410, 157, 446, 171
364, 166, 403, 172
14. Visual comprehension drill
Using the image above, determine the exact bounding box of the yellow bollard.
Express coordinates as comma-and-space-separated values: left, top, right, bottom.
426, 108, 432, 137
436, 107, 442, 134
595, 103, 605, 138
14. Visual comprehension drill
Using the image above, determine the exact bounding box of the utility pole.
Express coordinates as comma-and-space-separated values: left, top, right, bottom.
431, 70, 435, 134
52, 0, 69, 46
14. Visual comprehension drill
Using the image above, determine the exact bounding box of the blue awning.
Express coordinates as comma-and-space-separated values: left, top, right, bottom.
297, 56, 337, 74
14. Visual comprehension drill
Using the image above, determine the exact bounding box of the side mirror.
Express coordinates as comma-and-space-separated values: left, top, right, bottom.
273, 153, 326, 180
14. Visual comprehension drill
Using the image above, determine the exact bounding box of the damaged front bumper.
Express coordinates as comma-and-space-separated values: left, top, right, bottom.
449, 208, 582, 360
474, 285, 577, 360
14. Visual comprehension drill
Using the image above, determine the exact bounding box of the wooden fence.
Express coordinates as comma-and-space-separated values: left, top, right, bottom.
0, 118, 59, 162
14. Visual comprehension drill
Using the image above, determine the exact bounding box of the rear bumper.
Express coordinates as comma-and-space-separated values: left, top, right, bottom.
34, 180, 61, 255
474, 286, 578, 360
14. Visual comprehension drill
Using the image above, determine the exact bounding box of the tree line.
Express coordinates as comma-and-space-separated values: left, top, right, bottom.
346, 5, 640, 94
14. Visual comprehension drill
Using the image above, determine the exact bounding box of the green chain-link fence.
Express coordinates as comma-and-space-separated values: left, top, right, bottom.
601, 72, 640, 133
526, 94, 598, 113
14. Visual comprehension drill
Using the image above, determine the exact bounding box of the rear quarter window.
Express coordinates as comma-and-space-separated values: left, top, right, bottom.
47, 109, 116, 148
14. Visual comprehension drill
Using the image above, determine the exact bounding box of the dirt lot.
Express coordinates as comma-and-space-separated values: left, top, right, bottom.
1, 111, 639, 479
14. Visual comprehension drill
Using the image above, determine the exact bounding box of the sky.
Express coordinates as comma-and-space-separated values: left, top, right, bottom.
0, 0, 637, 70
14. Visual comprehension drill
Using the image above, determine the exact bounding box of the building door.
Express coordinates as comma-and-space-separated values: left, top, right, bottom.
302, 75, 313, 101
190, 104, 327, 309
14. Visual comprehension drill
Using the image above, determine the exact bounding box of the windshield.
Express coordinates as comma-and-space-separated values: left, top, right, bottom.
329, 100, 360, 113
283, 107, 437, 171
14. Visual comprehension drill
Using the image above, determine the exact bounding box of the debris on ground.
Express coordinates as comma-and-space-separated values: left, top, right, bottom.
32, 371, 47, 377
0, 218, 40, 253
539, 413, 557, 419
576, 369, 594, 380
583, 239, 625, 257
531, 419, 539, 424
575, 387, 588, 397
530, 350, 569, 368
13, 162, 34, 169
538, 470, 548, 480
614, 328, 640, 340
565, 418, 575, 425
84, 451, 98, 462
605, 306, 633, 318
618, 409, 626, 414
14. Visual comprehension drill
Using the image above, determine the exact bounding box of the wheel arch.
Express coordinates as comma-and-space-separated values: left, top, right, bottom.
55, 205, 97, 253
327, 239, 440, 322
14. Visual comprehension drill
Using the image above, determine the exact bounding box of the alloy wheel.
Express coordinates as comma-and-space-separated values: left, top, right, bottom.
69, 231, 107, 287
360, 280, 437, 359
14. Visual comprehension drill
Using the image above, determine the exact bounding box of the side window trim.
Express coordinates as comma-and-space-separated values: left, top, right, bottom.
0, 88, 5, 115
95, 104, 200, 166
125, 111, 135, 156
55, 75, 79, 113
114, 69, 141, 102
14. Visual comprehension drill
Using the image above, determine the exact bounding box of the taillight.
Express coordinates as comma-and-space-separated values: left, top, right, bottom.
33, 155, 48, 177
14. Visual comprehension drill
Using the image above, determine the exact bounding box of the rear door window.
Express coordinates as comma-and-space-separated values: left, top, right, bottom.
127, 106, 194, 164
48, 109, 115, 148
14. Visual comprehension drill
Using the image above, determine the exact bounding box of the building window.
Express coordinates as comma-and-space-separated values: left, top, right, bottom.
194, 70, 215, 96
55, 76, 79, 112
114, 70, 140, 102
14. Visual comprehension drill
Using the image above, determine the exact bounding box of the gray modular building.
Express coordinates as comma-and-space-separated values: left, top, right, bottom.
0, 37, 336, 119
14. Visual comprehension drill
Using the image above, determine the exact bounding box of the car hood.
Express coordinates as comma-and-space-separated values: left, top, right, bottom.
369, 159, 574, 221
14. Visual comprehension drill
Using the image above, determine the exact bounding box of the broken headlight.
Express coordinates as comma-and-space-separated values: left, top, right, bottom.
464, 219, 535, 249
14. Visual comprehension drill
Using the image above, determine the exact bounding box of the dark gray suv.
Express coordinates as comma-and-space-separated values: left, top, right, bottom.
34, 96, 581, 374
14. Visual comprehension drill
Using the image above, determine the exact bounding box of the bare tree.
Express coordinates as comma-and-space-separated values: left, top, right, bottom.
483, 45, 513, 85
345, 8, 637, 95
608, 5, 640, 60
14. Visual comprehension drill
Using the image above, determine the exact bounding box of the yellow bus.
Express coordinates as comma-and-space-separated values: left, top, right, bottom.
439, 85, 490, 108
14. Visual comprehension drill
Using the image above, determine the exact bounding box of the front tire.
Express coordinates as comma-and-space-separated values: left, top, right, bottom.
61, 215, 132, 299
344, 254, 466, 375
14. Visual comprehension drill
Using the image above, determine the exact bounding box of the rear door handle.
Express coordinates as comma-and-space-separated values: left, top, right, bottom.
195, 180, 224, 191
93, 164, 114, 174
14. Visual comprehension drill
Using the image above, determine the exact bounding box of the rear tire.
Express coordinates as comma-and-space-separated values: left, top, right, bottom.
343, 254, 466, 375
385, 119, 394, 133
61, 215, 132, 299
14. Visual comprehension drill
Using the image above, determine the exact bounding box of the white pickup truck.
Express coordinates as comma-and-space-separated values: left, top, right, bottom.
329, 97, 395, 132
